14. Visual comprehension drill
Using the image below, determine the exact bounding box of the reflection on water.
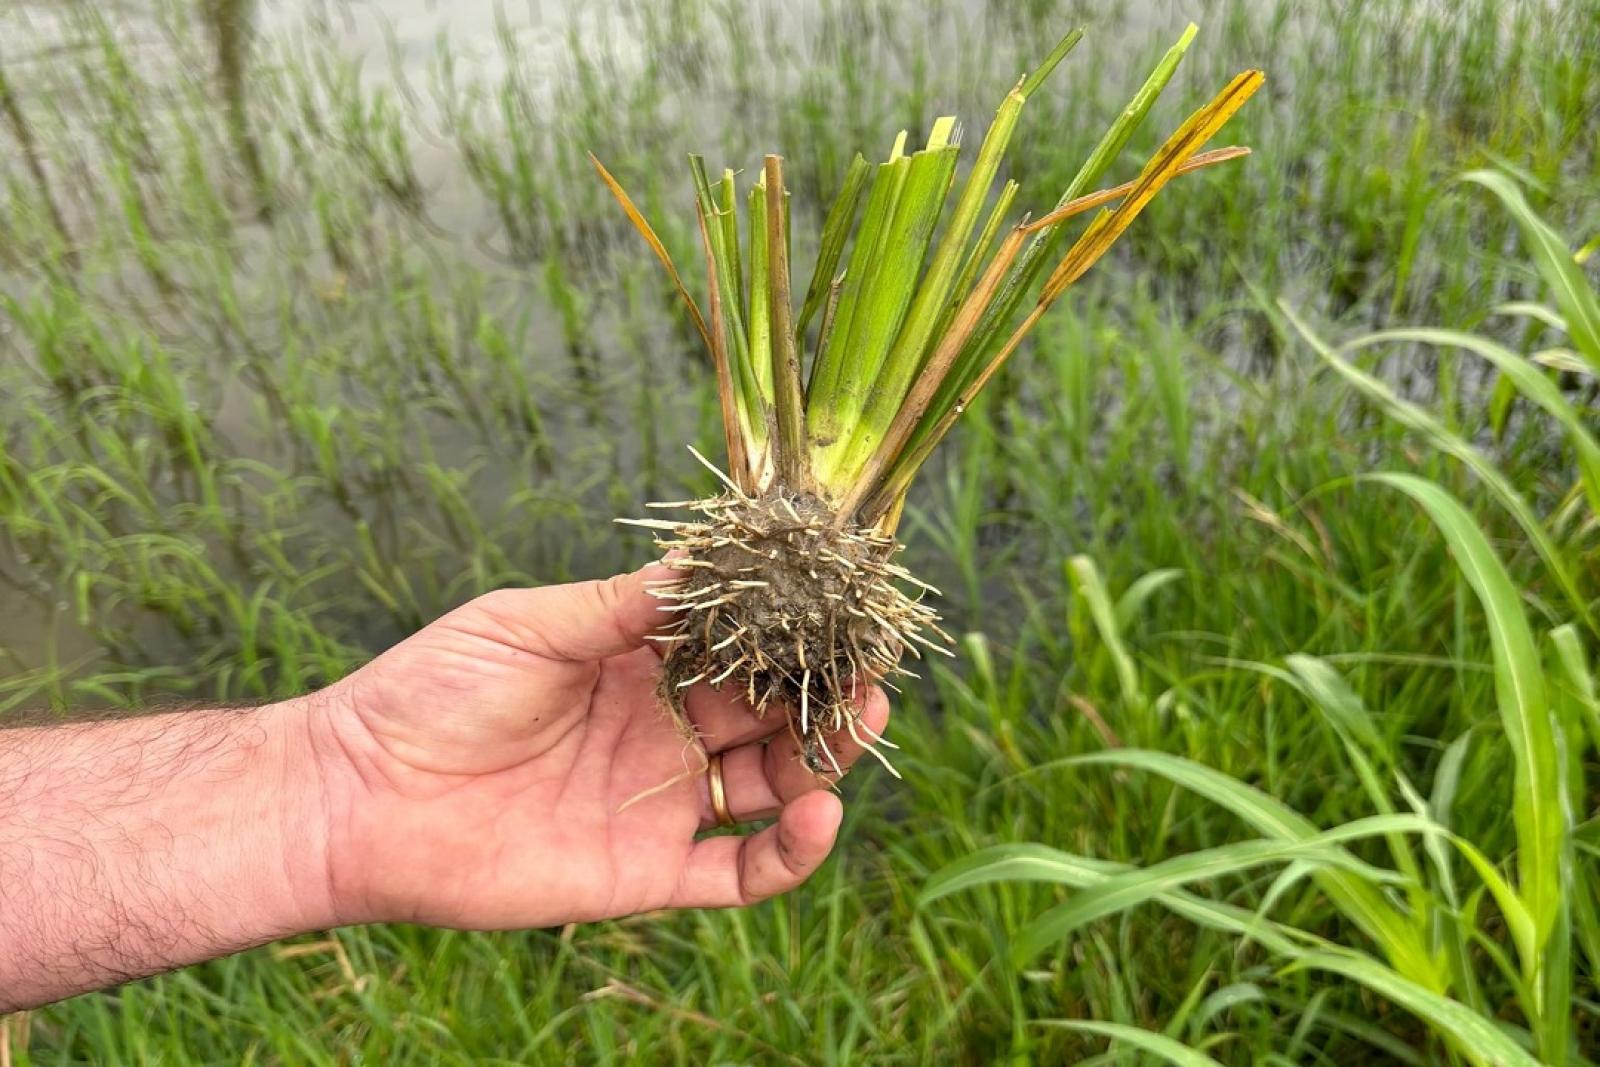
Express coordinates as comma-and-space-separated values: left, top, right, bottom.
0, 0, 1072, 694
0, 54, 75, 267
259, 0, 563, 73
201, 0, 273, 218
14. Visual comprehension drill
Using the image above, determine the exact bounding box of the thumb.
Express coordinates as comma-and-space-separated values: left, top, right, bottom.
477, 561, 678, 663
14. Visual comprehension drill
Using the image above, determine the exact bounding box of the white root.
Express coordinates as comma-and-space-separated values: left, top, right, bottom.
846, 717, 903, 778
709, 626, 746, 652
709, 657, 746, 686
856, 718, 901, 749
687, 444, 750, 498
800, 668, 812, 733
819, 737, 844, 778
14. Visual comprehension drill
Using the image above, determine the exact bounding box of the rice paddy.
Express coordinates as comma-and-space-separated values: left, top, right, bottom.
1, 0, 1598, 1062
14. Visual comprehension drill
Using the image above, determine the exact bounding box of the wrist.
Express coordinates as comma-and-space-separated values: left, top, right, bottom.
270, 688, 360, 931
285, 679, 392, 928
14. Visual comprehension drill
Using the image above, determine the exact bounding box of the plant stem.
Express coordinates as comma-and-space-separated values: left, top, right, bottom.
765, 156, 810, 489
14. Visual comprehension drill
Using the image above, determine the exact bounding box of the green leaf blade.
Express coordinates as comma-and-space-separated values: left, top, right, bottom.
1043, 1020, 1225, 1067
1295, 952, 1542, 1067
1051, 750, 1437, 984
806, 143, 910, 447
796, 153, 870, 342
842, 32, 1082, 483
1013, 815, 1435, 964
1283, 305, 1593, 633
919, 842, 1124, 904
1350, 327, 1600, 519
1369, 472, 1563, 957
1462, 170, 1600, 372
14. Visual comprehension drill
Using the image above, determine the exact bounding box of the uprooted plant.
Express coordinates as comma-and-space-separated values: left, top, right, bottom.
596, 25, 1262, 774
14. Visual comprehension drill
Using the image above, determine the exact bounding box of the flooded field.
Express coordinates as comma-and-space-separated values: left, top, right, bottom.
4, 0, 1590, 703
4, 0, 1600, 1061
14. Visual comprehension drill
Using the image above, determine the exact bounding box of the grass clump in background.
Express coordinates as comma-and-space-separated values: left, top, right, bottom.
0, 0, 1597, 1062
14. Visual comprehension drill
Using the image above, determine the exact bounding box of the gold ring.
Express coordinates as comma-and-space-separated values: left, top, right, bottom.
706, 751, 736, 828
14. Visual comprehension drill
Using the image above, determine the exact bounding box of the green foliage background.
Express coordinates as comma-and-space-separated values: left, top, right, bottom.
1, 0, 1597, 1061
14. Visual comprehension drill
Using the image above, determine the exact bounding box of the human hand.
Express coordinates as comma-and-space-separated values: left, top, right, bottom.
298, 563, 891, 929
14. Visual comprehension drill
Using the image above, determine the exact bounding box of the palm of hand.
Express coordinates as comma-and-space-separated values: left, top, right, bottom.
311, 567, 888, 930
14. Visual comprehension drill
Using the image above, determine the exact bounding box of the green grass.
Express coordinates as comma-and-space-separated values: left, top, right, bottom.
1, 0, 1598, 1062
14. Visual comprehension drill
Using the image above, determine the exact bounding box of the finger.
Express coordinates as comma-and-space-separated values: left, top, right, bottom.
763, 685, 891, 799
683, 682, 787, 754
703, 743, 783, 826
699, 686, 890, 829
473, 561, 678, 662
670, 791, 843, 908
640, 548, 689, 659
684, 673, 891, 756
644, 557, 786, 750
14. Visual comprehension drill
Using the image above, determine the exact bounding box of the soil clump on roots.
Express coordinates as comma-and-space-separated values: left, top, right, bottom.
639, 485, 948, 775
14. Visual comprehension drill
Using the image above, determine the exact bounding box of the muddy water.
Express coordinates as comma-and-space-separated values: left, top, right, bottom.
0, 0, 627, 646
0, 0, 1138, 684
2, 0, 1561, 691
0, 0, 1343, 691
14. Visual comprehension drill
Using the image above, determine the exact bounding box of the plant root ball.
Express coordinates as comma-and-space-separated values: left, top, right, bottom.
637, 487, 948, 775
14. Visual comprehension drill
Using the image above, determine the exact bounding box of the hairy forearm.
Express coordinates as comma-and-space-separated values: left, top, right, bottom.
0, 697, 337, 1011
